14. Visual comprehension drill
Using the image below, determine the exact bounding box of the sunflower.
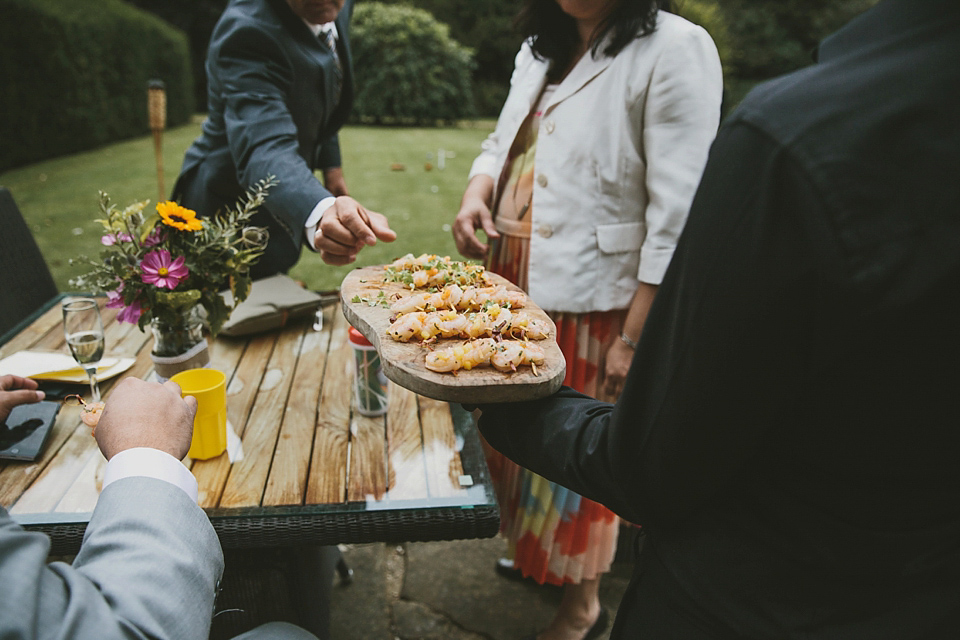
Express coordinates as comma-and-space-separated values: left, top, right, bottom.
157, 201, 203, 232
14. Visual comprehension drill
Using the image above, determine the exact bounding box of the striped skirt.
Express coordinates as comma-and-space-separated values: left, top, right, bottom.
484, 233, 623, 586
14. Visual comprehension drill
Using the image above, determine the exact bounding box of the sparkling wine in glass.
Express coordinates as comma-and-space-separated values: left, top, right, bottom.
62, 297, 105, 402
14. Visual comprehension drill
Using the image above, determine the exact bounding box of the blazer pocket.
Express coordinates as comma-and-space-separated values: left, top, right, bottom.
596, 221, 645, 254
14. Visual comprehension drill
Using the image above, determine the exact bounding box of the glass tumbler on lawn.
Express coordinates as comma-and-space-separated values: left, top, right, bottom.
62, 297, 105, 402
348, 327, 388, 416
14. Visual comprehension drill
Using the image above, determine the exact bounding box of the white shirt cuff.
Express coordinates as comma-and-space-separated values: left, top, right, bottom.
102, 447, 199, 504
304, 196, 337, 251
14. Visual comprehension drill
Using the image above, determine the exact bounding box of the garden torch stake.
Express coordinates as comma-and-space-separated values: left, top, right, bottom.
148, 80, 167, 202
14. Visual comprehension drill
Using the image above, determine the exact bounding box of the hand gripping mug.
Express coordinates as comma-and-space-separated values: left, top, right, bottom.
169, 368, 227, 459
348, 327, 388, 416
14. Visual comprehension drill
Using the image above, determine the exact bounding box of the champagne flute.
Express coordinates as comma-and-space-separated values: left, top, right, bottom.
62, 297, 105, 402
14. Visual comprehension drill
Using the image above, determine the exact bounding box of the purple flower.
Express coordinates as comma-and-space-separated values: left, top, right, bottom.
105, 286, 125, 309
141, 249, 188, 289
142, 226, 166, 248
116, 299, 143, 324
105, 284, 142, 324
101, 232, 133, 246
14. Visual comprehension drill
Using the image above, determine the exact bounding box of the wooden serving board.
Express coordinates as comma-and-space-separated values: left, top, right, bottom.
341, 266, 566, 403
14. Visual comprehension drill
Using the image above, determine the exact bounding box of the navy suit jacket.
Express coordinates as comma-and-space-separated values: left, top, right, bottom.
173, 0, 355, 278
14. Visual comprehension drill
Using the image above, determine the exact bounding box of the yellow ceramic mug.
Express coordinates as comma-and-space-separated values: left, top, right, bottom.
170, 368, 227, 460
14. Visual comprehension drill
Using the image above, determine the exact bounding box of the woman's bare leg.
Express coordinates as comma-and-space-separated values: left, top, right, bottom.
536, 577, 603, 640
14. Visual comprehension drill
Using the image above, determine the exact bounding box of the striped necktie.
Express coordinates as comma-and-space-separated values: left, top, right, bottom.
322, 27, 343, 103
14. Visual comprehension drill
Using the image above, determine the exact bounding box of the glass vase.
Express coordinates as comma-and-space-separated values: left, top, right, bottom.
150, 305, 210, 381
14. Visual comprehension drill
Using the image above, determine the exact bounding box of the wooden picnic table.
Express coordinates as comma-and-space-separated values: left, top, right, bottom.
0, 296, 499, 555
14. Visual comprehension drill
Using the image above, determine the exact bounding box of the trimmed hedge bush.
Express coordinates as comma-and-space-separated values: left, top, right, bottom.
351, 2, 476, 125
375, 0, 521, 118
0, 0, 193, 171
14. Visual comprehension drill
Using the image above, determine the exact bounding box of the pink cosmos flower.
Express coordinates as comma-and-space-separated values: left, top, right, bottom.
142, 226, 167, 248
116, 299, 143, 324
105, 286, 125, 309
105, 284, 142, 324
101, 232, 133, 246
141, 249, 188, 289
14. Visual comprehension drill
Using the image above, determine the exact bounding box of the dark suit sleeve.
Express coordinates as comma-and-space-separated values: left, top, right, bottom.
0, 477, 223, 639
217, 23, 331, 246
316, 132, 342, 171
479, 121, 831, 528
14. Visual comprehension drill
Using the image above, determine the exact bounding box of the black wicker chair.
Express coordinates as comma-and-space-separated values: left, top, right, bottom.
0, 187, 58, 338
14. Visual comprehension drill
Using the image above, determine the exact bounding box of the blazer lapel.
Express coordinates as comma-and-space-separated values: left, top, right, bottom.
544, 43, 615, 114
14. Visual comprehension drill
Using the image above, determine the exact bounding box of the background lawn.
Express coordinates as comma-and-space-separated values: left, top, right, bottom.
0, 119, 495, 293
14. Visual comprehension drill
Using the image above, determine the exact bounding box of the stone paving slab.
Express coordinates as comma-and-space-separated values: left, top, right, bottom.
329, 534, 635, 640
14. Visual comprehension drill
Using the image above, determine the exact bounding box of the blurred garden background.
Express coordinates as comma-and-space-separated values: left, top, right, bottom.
0, 0, 878, 292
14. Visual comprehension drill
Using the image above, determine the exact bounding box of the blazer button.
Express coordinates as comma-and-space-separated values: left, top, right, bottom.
537, 174, 548, 188
544, 120, 555, 134
538, 224, 553, 238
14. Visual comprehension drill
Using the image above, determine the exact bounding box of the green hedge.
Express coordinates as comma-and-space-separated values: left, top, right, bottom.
0, 0, 193, 171
718, 0, 879, 77
351, 2, 476, 125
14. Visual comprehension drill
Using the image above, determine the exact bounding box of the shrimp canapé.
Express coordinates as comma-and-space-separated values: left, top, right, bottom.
385, 254, 489, 289
389, 284, 526, 316
424, 339, 499, 373
388, 305, 549, 343
424, 338, 544, 374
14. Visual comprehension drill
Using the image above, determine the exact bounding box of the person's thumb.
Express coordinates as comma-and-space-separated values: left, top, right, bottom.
182, 395, 199, 416
479, 209, 500, 239
369, 212, 397, 242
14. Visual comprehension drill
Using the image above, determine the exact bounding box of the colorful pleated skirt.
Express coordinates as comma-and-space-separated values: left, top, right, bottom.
484, 233, 623, 586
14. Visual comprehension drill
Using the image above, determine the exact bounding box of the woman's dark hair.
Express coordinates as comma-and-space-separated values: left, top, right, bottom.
517, 0, 671, 79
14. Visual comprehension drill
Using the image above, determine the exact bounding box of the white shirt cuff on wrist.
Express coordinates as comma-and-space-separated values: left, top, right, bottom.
102, 447, 199, 504
305, 196, 337, 251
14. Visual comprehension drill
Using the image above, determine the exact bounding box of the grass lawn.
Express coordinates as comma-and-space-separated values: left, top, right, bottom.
0, 119, 495, 292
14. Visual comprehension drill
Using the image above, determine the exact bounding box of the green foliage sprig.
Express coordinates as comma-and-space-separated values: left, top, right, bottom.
70, 177, 275, 337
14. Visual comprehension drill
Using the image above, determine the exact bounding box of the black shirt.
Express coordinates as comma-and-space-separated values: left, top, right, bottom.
479, 1, 960, 637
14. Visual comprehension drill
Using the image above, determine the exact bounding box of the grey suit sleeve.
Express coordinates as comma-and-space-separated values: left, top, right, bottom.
0, 476, 223, 640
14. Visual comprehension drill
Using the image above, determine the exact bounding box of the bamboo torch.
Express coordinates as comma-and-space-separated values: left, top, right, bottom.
147, 79, 167, 202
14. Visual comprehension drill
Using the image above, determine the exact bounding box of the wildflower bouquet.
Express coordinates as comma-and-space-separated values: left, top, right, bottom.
71, 178, 274, 344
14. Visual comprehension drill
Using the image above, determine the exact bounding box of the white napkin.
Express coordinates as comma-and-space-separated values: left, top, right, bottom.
0, 350, 126, 380
226, 420, 244, 462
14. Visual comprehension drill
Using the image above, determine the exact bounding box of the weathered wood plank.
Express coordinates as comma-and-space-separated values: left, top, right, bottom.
104, 319, 151, 359
385, 383, 429, 501
418, 397, 467, 499
306, 310, 352, 504
263, 312, 333, 506
9, 422, 95, 514
54, 450, 106, 513
347, 413, 387, 502
193, 333, 276, 508
207, 335, 247, 378
218, 323, 304, 508
0, 303, 62, 359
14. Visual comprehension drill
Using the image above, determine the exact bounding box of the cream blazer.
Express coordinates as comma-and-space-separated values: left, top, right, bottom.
469, 12, 723, 313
